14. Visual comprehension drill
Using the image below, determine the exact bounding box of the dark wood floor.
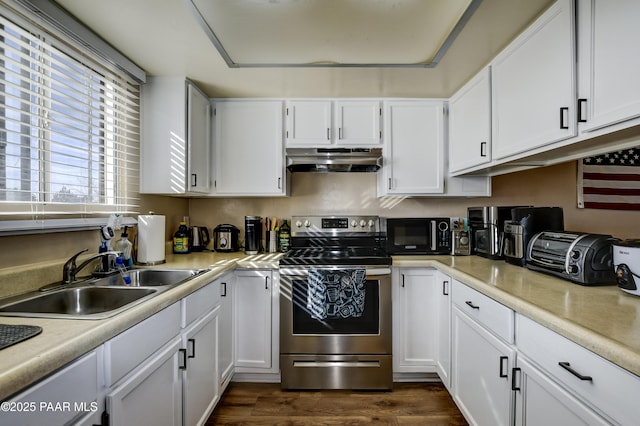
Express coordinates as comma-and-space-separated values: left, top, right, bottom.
206, 382, 468, 425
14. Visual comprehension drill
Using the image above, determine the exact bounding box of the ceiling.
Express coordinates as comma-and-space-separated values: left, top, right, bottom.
54, 0, 554, 98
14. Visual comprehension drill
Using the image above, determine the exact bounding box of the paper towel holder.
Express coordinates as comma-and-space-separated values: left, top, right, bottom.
135, 212, 167, 265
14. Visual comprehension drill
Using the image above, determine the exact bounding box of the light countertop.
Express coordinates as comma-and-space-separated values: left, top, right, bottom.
0, 252, 639, 401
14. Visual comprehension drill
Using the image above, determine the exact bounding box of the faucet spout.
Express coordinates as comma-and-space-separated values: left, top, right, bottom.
62, 249, 120, 284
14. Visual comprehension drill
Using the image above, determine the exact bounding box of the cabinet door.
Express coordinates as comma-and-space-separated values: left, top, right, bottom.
6, 350, 101, 426
449, 67, 491, 172
183, 308, 219, 426
491, 0, 576, 160
213, 101, 285, 195
187, 82, 211, 193
334, 100, 381, 146
140, 77, 187, 194
106, 338, 182, 426
514, 356, 609, 426
578, 0, 640, 132
218, 274, 234, 390
435, 271, 451, 389
381, 101, 444, 195
286, 100, 332, 146
451, 305, 515, 426
393, 269, 439, 372
234, 270, 273, 370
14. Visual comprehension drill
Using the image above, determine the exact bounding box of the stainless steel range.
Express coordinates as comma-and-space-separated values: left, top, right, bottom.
279, 215, 392, 390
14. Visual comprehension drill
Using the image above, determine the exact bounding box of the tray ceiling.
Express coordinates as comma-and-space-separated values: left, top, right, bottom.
186, 0, 480, 68
53, 0, 554, 97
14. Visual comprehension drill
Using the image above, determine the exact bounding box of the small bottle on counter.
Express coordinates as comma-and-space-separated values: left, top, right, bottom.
114, 226, 134, 267
173, 221, 190, 254
279, 219, 290, 252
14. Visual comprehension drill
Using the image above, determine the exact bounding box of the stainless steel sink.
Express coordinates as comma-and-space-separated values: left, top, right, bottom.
0, 268, 210, 319
0, 287, 157, 319
95, 268, 209, 287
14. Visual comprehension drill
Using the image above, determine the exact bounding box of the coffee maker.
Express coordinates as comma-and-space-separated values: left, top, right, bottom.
244, 216, 262, 255
467, 206, 530, 259
504, 207, 564, 266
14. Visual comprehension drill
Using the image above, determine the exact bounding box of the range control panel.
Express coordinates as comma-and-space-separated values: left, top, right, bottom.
292, 215, 380, 236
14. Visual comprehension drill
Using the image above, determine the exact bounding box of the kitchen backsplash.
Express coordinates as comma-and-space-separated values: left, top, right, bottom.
1, 160, 638, 270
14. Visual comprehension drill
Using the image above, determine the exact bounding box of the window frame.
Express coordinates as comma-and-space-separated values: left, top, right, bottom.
0, 3, 142, 222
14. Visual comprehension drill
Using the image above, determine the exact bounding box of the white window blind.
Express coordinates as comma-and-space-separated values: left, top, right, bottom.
0, 8, 140, 218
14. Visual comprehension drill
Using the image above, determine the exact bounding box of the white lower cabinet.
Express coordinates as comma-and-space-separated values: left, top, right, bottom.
450, 279, 515, 426
233, 269, 279, 375
218, 273, 235, 391
435, 271, 451, 389
182, 308, 219, 426
516, 313, 640, 426
104, 302, 183, 426
6, 349, 102, 426
392, 268, 451, 388
393, 268, 439, 373
514, 355, 609, 426
106, 337, 183, 426
104, 276, 231, 426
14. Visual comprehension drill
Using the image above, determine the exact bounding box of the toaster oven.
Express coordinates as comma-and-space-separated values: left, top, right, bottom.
526, 231, 618, 285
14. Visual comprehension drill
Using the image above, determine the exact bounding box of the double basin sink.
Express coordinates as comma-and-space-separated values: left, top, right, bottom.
0, 268, 209, 320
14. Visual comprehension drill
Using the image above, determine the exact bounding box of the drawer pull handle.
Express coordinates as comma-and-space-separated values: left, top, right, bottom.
559, 107, 569, 129
480, 141, 487, 157
221, 282, 227, 297
188, 338, 196, 358
512, 367, 521, 391
442, 280, 449, 296
465, 300, 480, 310
179, 348, 187, 370
577, 98, 587, 123
558, 362, 593, 381
499, 356, 508, 378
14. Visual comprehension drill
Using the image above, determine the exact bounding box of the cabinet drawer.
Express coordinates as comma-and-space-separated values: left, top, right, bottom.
517, 314, 640, 426
7, 349, 100, 426
451, 279, 514, 343
182, 279, 221, 327
105, 302, 181, 386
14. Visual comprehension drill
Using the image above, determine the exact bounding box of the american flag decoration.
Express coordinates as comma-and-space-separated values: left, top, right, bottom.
578, 147, 640, 210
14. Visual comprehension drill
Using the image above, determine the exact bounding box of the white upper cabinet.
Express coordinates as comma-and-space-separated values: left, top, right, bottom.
285, 100, 332, 146
449, 67, 492, 173
285, 100, 381, 147
378, 100, 445, 195
577, 0, 640, 133
334, 101, 381, 145
212, 100, 286, 196
491, 0, 576, 160
141, 77, 211, 194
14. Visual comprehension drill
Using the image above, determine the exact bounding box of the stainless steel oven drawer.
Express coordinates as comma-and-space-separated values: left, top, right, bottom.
280, 354, 393, 390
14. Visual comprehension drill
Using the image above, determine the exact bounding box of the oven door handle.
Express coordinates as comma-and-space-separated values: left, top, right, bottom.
430, 220, 437, 251
280, 267, 391, 278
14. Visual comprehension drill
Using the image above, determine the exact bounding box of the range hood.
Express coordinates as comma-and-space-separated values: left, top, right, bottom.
286, 148, 382, 173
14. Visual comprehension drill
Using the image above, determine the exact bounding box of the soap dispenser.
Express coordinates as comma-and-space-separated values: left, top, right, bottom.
115, 226, 133, 267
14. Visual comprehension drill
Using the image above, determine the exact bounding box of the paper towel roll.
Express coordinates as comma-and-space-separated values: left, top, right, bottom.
137, 214, 166, 265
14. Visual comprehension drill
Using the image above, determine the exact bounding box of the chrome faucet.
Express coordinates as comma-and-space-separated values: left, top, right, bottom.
62, 248, 120, 284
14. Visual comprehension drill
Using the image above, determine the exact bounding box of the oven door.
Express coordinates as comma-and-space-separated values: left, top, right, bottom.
279, 267, 391, 355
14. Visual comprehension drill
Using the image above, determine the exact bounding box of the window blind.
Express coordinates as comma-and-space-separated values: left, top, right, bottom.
0, 6, 141, 218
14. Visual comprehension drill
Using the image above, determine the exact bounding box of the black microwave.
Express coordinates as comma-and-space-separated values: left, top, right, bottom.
385, 218, 451, 255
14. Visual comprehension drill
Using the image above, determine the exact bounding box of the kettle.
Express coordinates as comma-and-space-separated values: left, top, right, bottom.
189, 226, 210, 252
